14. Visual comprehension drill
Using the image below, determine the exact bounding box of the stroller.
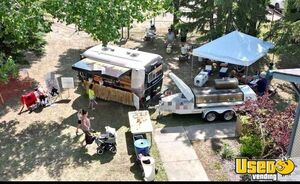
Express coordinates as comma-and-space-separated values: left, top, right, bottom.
93, 126, 117, 155
144, 21, 156, 42
144, 26, 156, 42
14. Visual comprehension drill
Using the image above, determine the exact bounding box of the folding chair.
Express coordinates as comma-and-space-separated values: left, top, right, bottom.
204, 65, 213, 75
18, 92, 38, 114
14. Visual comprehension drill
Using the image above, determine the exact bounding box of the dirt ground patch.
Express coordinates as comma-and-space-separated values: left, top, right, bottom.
192, 138, 241, 181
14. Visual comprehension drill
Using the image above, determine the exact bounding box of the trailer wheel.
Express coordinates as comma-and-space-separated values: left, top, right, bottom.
223, 110, 235, 121
205, 111, 218, 122
97, 147, 104, 155
109, 146, 117, 154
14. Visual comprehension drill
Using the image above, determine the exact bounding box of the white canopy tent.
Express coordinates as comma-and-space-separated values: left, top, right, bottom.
192, 30, 274, 67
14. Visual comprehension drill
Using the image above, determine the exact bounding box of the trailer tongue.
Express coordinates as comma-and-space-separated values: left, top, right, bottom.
157, 72, 257, 122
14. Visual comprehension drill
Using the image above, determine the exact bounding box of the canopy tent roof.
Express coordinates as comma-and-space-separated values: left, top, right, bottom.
192, 31, 274, 66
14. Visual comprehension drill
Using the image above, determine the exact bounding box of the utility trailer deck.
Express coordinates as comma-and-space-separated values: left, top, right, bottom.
156, 73, 256, 122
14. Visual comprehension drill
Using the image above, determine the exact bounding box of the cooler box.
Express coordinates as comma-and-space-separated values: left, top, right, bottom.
194, 70, 208, 87
134, 139, 150, 156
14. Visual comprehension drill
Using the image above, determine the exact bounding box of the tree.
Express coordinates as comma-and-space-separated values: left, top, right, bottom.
0, 0, 52, 83
178, 0, 269, 42
0, 56, 18, 84
0, 0, 52, 61
266, 0, 300, 56
44, 0, 170, 46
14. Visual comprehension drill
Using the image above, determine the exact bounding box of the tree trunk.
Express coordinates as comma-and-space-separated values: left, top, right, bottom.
173, 0, 180, 37
173, 0, 180, 25
121, 27, 124, 39
208, 0, 215, 41
127, 25, 130, 40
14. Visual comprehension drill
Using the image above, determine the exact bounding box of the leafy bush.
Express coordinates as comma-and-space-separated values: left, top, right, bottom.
235, 94, 296, 158
0, 56, 18, 84
240, 135, 263, 158
220, 143, 235, 160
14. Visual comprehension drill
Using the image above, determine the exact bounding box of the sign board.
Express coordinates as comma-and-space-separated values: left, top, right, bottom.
61, 77, 75, 89
128, 110, 153, 134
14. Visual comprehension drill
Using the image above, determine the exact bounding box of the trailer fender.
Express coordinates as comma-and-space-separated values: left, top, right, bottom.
202, 108, 235, 119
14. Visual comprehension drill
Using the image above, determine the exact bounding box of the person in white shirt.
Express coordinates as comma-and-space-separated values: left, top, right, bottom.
181, 44, 188, 55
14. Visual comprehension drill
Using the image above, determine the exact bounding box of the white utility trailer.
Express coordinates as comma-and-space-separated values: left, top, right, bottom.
156, 72, 257, 122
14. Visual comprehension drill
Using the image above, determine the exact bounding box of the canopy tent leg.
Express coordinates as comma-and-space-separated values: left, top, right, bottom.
246, 66, 249, 77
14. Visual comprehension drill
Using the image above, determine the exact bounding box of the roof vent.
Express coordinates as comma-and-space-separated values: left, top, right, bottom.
130, 53, 139, 57
102, 47, 109, 51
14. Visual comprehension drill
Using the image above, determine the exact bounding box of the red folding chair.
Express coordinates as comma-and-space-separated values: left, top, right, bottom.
18, 92, 38, 114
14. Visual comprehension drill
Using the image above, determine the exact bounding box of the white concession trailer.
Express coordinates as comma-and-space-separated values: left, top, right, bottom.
72, 45, 164, 109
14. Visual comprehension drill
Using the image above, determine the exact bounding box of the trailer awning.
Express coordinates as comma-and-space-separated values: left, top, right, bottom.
72, 58, 131, 78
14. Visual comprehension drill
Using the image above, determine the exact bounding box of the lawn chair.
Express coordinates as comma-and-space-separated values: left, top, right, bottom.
219, 67, 228, 78
204, 65, 213, 75
18, 91, 38, 114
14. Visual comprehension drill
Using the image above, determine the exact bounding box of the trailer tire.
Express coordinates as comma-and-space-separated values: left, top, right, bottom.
97, 147, 104, 155
204, 111, 218, 122
222, 110, 235, 121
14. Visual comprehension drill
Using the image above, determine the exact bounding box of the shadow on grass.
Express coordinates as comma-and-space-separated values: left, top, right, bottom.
61, 92, 136, 133
125, 131, 143, 181
0, 120, 100, 180
54, 99, 72, 104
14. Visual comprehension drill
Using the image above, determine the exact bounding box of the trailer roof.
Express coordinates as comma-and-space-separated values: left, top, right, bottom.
272, 68, 300, 84
82, 45, 163, 70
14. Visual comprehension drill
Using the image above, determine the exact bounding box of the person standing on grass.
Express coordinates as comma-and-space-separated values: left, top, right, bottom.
80, 110, 93, 147
88, 83, 97, 110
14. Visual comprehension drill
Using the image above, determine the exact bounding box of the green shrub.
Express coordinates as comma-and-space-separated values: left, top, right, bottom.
220, 143, 235, 160
240, 135, 262, 158
0, 56, 18, 84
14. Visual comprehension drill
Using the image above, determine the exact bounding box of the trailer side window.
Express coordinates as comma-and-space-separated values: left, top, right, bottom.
147, 64, 163, 83
168, 102, 172, 106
